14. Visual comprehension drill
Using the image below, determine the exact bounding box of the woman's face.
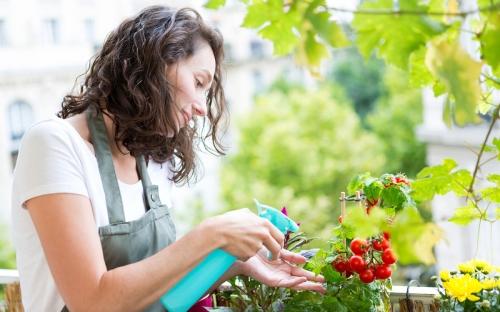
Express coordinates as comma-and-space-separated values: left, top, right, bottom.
166, 41, 216, 132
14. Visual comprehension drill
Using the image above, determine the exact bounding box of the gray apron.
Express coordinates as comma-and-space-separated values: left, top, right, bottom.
62, 108, 176, 311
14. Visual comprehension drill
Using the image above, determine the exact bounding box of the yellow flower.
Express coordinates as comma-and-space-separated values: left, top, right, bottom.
440, 270, 451, 281
443, 275, 482, 302
481, 279, 496, 290
458, 262, 475, 274
470, 259, 493, 273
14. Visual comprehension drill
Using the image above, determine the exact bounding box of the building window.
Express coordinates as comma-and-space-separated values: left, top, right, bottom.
84, 19, 95, 44
223, 42, 234, 61
0, 19, 7, 47
252, 70, 264, 95
83, 18, 100, 51
250, 40, 265, 59
7, 100, 34, 169
42, 18, 60, 45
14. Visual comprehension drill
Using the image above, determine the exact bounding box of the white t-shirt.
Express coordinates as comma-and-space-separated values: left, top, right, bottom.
11, 116, 175, 312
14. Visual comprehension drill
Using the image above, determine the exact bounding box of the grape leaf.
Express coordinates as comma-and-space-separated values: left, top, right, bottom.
481, 174, 500, 203
450, 169, 473, 196
412, 159, 458, 201
353, 0, 446, 69
391, 206, 442, 264
305, 1, 348, 48
204, 0, 226, 9
343, 206, 388, 239
480, 11, 500, 76
426, 38, 483, 125
258, 9, 301, 55
449, 204, 483, 225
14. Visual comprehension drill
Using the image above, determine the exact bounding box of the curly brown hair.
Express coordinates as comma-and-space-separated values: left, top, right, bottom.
58, 6, 227, 184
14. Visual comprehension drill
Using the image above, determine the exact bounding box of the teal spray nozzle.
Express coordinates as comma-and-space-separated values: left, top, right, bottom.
160, 200, 299, 311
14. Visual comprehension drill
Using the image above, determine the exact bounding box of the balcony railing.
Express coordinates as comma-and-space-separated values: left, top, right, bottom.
0, 270, 439, 311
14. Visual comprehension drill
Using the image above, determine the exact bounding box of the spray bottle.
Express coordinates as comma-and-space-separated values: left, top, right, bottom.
160, 199, 300, 311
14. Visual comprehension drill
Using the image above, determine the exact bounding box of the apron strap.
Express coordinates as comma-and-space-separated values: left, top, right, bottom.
86, 108, 126, 224
137, 155, 160, 210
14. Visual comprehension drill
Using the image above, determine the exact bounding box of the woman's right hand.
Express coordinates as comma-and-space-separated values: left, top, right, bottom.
201, 208, 285, 261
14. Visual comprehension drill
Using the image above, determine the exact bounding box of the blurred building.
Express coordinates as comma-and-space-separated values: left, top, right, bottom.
0, 0, 307, 233
417, 0, 500, 269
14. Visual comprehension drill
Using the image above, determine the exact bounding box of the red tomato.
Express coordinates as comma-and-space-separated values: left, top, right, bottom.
333, 259, 348, 272
382, 249, 397, 265
380, 238, 390, 250
372, 239, 384, 251
375, 264, 392, 279
350, 238, 368, 255
383, 231, 391, 240
349, 255, 366, 273
359, 269, 375, 283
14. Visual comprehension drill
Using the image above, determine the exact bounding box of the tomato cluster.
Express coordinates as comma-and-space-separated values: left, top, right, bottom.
331, 232, 397, 284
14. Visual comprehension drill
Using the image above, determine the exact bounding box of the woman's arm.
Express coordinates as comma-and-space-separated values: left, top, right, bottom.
27, 193, 283, 312
27, 193, 222, 312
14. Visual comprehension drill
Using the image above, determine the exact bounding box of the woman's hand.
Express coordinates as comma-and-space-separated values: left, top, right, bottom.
201, 209, 285, 261
240, 248, 326, 293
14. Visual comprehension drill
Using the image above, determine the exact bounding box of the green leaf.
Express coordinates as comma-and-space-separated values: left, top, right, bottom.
321, 297, 348, 312
298, 30, 330, 69
343, 206, 388, 238
321, 263, 342, 284
481, 174, 500, 203
391, 207, 442, 264
412, 159, 458, 201
449, 205, 482, 225
306, 7, 348, 48
347, 172, 371, 195
417, 158, 457, 178
353, 0, 446, 69
496, 207, 500, 220
380, 187, 407, 211
284, 291, 323, 311
258, 8, 301, 55
494, 138, 500, 159
306, 249, 328, 275
450, 169, 473, 196
487, 173, 500, 184
364, 180, 384, 204
203, 0, 226, 9
432, 80, 447, 97
480, 13, 500, 76
336, 278, 383, 310
425, 39, 483, 126
242, 2, 274, 29
483, 144, 495, 153
409, 47, 434, 87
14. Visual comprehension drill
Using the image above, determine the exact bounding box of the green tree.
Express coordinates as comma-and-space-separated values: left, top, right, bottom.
0, 224, 15, 269
220, 84, 386, 238
330, 48, 386, 125
367, 67, 427, 178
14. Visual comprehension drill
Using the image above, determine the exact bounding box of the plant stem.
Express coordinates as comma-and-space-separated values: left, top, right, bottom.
325, 3, 500, 17
474, 219, 482, 259
468, 105, 499, 197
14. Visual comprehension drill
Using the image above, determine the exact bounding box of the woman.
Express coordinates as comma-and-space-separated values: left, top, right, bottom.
11, 6, 324, 311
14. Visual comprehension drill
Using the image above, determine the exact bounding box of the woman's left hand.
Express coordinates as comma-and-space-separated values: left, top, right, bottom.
239, 248, 326, 294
